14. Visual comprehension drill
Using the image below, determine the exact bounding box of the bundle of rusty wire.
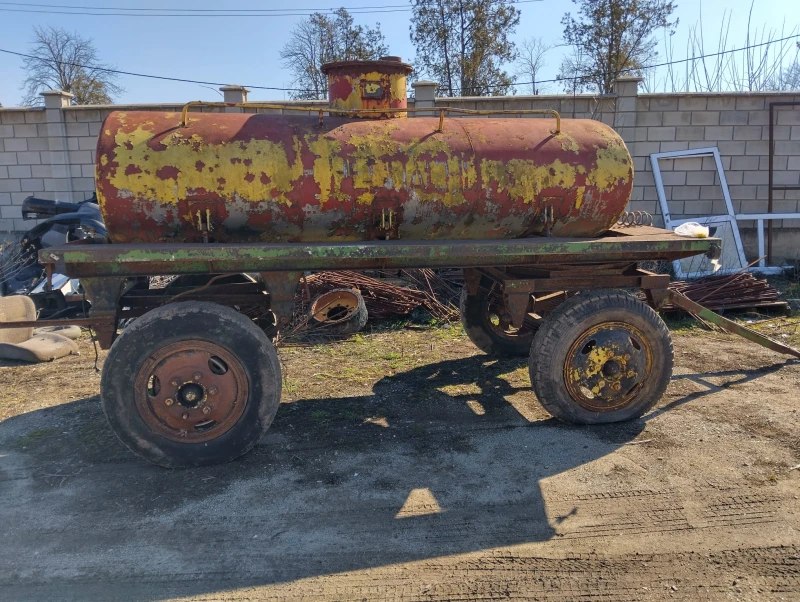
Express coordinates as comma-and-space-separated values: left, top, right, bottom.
660, 272, 786, 312
301, 271, 429, 319
398, 268, 460, 321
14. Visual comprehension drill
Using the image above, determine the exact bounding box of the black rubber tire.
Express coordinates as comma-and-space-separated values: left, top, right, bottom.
100, 301, 282, 468
459, 281, 536, 357
310, 289, 368, 336
528, 289, 673, 424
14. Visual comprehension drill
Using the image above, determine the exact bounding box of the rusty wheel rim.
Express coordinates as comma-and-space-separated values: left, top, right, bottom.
310, 290, 360, 324
484, 288, 537, 340
563, 322, 653, 412
134, 340, 249, 443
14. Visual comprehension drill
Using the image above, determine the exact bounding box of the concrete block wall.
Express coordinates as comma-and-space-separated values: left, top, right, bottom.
2, 83, 799, 262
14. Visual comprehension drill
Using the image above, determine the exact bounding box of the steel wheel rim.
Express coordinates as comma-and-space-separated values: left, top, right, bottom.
563, 322, 653, 412
483, 287, 536, 341
134, 340, 249, 443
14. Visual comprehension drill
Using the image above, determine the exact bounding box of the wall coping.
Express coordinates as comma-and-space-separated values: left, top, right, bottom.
3, 90, 798, 113
640, 91, 800, 99
436, 93, 615, 102
0, 106, 45, 113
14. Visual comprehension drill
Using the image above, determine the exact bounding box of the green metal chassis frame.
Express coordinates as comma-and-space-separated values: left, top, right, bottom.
26, 225, 723, 350
3, 224, 794, 359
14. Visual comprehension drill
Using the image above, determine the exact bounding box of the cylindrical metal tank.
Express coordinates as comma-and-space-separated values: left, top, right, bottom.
322, 56, 412, 116
96, 110, 633, 244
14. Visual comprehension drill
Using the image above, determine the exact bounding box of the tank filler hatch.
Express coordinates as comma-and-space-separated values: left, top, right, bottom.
321, 56, 413, 118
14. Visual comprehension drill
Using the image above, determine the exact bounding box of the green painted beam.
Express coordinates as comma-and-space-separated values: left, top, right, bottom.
41, 229, 718, 278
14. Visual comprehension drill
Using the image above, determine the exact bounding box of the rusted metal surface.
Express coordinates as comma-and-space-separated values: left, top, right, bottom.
96, 110, 633, 244
564, 321, 654, 411
41, 228, 718, 278
133, 339, 249, 443
0, 317, 110, 330
668, 290, 800, 359
321, 57, 412, 116
309, 289, 361, 323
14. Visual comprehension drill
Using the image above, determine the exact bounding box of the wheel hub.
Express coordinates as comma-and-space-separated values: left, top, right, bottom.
564, 322, 653, 412
178, 382, 205, 408
134, 340, 249, 443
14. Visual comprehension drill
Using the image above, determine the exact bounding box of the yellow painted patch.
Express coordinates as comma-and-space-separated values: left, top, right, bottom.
106, 124, 304, 205
586, 143, 631, 191
481, 158, 577, 201
575, 186, 585, 209
558, 132, 580, 154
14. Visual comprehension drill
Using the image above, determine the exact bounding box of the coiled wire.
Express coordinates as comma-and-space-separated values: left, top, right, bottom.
616, 211, 654, 227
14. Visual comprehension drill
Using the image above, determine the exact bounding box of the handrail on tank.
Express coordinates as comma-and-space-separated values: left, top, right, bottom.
178, 101, 561, 134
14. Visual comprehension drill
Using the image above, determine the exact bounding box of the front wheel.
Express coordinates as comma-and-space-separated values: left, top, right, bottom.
528, 290, 673, 424
101, 301, 282, 467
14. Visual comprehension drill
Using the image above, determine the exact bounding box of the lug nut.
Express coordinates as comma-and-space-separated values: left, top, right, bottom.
165, 398, 174, 406
193, 373, 202, 381
208, 386, 218, 395
182, 412, 189, 420
170, 379, 180, 386
202, 406, 211, 414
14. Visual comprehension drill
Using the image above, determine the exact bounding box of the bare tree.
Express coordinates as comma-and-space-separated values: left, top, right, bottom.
514, 37, 552, 94
20, 26, 123, 106
280, 8, 388, 101
781, 55, 800, 90
655, 3, 800, 93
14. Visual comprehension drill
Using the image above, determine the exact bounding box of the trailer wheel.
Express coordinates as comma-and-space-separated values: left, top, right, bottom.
100, 301, 281, 468
528, 290, 673, 424
460, 280, 538, 356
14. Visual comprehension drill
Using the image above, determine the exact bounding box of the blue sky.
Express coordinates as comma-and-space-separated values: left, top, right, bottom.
0, 0, 797, 106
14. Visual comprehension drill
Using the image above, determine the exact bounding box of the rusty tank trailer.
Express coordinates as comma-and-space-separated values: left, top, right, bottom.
96, 57, 633, 245
12, 55, 791, 471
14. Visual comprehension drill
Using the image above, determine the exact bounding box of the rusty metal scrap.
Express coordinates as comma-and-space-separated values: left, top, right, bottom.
660, 273, 787, 312
280, 269, 460, 341
299, 271, 427, 319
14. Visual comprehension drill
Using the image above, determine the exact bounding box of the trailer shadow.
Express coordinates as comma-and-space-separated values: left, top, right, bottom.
0, 354, 650, 600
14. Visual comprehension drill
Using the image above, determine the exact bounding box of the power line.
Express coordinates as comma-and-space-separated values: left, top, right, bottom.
0, 47, 312, 92
1, 32, 797, 96
0, 0, 542, 17
475, 32, 800, 93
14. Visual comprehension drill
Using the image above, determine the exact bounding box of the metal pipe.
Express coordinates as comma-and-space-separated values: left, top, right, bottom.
768, 102, 774, 265
180, 101, 562, 133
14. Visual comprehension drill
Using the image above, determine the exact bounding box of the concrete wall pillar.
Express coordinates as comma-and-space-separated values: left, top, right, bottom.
220, 86, 250, 112
610, 76, 641, 142
40, 90, 75, 202
411, 80, 438, 116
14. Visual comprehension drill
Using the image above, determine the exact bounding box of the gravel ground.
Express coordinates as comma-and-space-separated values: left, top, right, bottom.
0, 325, 798, 601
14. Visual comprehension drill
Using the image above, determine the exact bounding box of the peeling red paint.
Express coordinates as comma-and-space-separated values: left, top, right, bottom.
156, 165, 180, 180
124, 164, 142, 176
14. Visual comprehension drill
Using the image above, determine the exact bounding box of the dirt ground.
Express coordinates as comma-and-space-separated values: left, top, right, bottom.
1, 322, 799, 601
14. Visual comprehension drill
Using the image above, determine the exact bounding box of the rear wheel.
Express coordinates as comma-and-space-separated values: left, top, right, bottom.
528, 290, 673, 424
460, 279, 538, 357
101, 301, 281, 467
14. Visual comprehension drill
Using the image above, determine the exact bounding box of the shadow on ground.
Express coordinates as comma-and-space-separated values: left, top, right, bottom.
0, 352, 717, 602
